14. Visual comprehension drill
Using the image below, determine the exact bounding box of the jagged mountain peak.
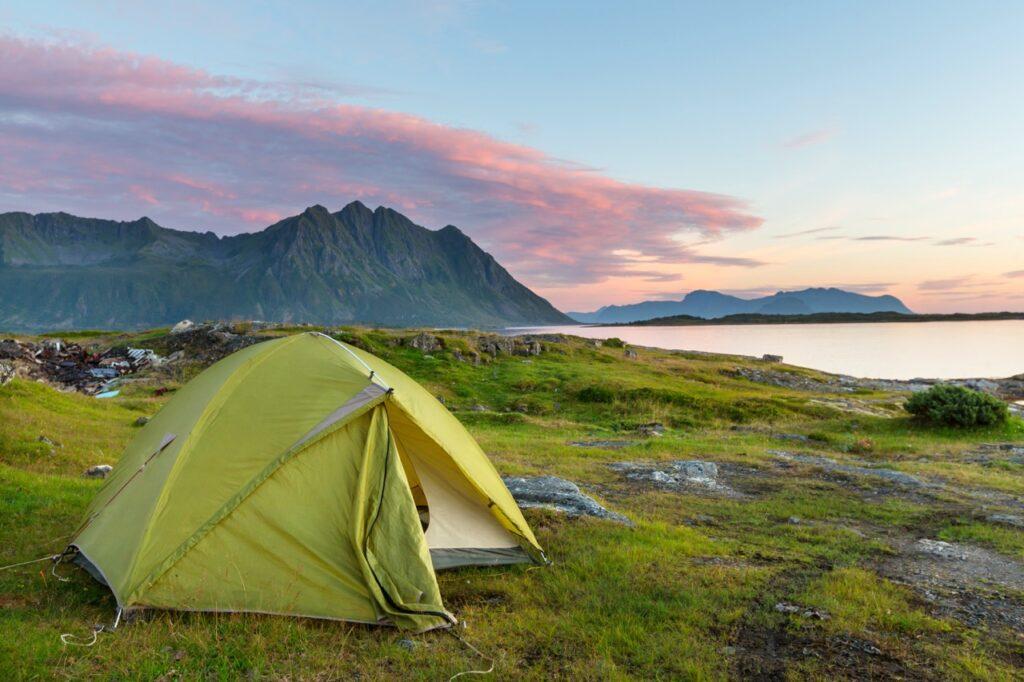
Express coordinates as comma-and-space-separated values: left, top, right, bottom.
0, 204, 571, 331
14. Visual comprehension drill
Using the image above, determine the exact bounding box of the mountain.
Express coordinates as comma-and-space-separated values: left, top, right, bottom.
568, 287, 912, 323
0, 202, 572, 331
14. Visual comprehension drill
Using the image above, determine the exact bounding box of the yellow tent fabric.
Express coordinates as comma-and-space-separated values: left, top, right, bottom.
67, 332, 543, 631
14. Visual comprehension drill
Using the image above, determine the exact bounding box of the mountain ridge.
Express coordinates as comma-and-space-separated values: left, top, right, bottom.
0, 203, 571, 331
569, 287, 912, 323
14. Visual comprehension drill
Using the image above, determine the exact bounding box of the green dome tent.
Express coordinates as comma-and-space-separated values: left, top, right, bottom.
64, 332, 543, 632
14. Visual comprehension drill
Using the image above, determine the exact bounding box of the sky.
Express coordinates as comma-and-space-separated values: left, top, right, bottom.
0, 1, 1022, 313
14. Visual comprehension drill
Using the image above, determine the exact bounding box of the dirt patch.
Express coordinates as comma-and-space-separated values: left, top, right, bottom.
879, 538, 1024, 632
729, 566, 916, 680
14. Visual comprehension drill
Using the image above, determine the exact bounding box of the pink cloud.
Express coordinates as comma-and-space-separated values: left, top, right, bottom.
782, 127, 839, 149
0, 35, 761, 289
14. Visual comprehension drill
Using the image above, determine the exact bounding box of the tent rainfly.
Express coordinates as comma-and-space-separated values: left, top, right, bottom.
63, 332, 544, 631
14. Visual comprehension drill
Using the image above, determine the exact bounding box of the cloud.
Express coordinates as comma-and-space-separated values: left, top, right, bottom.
1007, 270, 1024, 278
918, 277, 973, 291
781, 127, 838, 149
0, 35, 763, 287
852, 235, 928, 242
932, 237, 993, 247
773, 226, 840, 239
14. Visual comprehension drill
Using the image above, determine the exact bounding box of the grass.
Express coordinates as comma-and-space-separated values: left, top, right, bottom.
1, 325, 1022, 679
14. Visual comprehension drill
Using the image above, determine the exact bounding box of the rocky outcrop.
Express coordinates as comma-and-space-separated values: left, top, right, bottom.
772, 451, 926, 488
503, 475, 632, 525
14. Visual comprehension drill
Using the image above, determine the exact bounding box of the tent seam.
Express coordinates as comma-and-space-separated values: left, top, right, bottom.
124, 335, 304, 595
124, 380, 388, 605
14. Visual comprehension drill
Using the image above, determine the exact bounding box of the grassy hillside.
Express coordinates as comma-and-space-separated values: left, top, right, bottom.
1, 327, 1023, 679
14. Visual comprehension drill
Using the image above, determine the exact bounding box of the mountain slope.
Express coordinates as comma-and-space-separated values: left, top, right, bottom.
569, 287, 912, 323
0, 203, 571, 331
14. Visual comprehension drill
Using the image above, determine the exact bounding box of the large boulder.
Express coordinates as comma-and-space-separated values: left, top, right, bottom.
503, 475, 632, 525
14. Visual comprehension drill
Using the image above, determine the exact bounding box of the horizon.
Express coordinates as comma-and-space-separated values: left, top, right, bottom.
1, 2, 1022, 313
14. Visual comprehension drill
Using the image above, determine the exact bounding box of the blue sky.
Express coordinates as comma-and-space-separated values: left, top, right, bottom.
1, 1, 1022, 311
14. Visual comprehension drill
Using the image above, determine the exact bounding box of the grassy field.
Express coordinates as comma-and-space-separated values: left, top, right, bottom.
1, 326, 1023, 680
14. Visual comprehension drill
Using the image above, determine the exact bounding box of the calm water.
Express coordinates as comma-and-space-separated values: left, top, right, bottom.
509, 320, 1024, 380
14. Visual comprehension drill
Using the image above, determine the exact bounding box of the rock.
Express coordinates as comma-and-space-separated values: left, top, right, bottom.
37, 435, 57, 449
502, 475, 633, 525
568, 440, 634, 449
452, 349, 481, 365
396, 639, 416, 652
476, 335, 516, 356
772, 451, 926, 488
0, 340, 23, 360
84, 464, 113, 479
987, 514, 1024, 528
170, 319, 195, 334
406, 333, 442, 353
673, 460, 718, 483
637, 422, 665, 437
775, 602, 830, 619
915, 539, 968, 560
624, 349, 638, 360
761, 354, 783, 363
0, 361, 12, 385
787, 516, 801, 525
133, 416, 150, 427
609, 460, 726, 492
470, 404, 489, 412
774, 433, 810, 443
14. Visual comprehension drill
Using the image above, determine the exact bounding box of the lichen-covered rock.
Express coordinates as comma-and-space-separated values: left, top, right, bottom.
0, 361, 13, 386
406, 333, 442, 353
637, 422, 665, 437
772, 451, 926, 488
84, 464, 113, 479
476, 335, 516, 356
503, 475, 632, 525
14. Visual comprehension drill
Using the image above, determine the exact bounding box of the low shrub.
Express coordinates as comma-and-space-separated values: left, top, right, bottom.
576, 385, 616, 403
904, 384, 1008, 427
602, 337, 626, 348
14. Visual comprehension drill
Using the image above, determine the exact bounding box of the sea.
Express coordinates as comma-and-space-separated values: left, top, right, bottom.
508, 320, 1024, 380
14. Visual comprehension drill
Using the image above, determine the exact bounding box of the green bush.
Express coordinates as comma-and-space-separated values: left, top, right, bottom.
576, 385, 616, 403
602, 337, 626, 348
904, 385, 1008, 427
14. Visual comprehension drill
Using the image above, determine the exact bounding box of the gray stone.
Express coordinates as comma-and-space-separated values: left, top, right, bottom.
396, 639, 416, 652
672, 460, 718, 483
624, 349, 638, 360
787, 516, 802, 525
762, 354, 784, 363
772, 451, 926, 488
503, 475, 632, 525
84, 464, 113, 479
133, 416, 150, 427
774, 433, 810, 443
915, 539, 968, 560
476, 335, 516, 356
987, 514, 1024, 528
170, 319, 195, 334
637, 422, 665, 437
568, 440, 634, 449
0, 361, 13, 385
406, 333, 442, 353
470, 404, 490, 412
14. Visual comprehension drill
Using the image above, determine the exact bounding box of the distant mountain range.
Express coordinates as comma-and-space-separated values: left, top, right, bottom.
568, 288, 912, 324
0, 202, 571, 331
